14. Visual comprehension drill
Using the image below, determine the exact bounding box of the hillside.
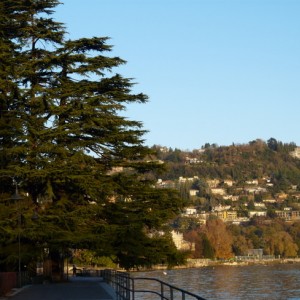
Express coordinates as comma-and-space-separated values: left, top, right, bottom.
150, 138, 300, 218
153, 138, 300, 186
148, 139, 300, 260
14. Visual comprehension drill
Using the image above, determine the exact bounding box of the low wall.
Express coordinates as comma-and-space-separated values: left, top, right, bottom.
146, 258, 300, 271
0, 272, 17, 296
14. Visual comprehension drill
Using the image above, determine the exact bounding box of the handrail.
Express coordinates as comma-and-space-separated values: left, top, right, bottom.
101, 269, 206, 300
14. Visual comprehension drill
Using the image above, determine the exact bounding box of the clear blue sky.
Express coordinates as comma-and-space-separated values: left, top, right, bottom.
55, 0, 300, 150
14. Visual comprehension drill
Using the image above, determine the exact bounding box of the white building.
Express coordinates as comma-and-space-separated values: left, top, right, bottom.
211, 188, 226, 196
171, 230, 194, 251
249, 211, 267, 218
184, 207, 198, 215
189, 189, 199, 197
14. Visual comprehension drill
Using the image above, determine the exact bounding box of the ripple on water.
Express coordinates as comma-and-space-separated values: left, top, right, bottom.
131, 263, 300, 300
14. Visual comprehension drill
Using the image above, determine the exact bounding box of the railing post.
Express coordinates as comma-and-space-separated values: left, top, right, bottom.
160, 281, 164, 300
121, 274, 124, 299
116, 271, 120, 300
170, 287, 174, 300
103, 269, 206, 300
131, 277, 134, 300
126, 275, 130, 300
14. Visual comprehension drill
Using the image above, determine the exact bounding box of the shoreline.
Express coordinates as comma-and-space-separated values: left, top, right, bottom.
179, 257, 300, 269
132, 258, 300, 272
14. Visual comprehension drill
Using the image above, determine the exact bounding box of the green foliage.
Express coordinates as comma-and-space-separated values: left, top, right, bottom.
173, 217, 199, 232
201, 233, 215, 259
72, 250, 117, 268
0, 0, 184, 271
154, 140, 300, 188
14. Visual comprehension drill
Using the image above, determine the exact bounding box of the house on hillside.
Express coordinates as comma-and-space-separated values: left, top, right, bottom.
276, 193, 288, 201
290, 147, 300, 159
211, 188, 226, 196
171, 230, 194, 251
156, 179, 175, 188
183, 207, 198, 216
254, 203, 266, 209
275, 210, 300, 221
223, 195, 239, 201
212, 204, 231, 212
198, 211, 208, 224
249, 211, 267, 218
189, 189, 199, 197
206, 179, 220, 188
245, 187, 267, 193
291, 185, 297, 190
224, 179, 234, 187
212, 210, 237, 222
246, 179, 259, 185
185, 156, 200, 164
263, 198, 276, 203
179, 176, 199, 183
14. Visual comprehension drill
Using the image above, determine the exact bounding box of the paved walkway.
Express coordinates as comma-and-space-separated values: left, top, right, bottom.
4, 277, 116, 300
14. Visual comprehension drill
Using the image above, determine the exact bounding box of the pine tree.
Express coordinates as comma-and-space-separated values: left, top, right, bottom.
0, 0, 184, 275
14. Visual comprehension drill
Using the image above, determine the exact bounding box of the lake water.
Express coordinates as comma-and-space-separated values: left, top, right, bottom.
131, 263, 300, 299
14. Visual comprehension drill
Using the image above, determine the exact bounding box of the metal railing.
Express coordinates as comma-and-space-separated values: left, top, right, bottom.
101, 269, 206, 300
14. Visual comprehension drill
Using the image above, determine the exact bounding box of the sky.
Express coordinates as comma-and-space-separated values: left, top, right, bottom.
55, 0, 300, 150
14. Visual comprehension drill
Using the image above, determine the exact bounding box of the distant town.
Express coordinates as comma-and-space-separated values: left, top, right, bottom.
157, 172, 300, 224
150, 139, 300, 257
154, 141, 300, 222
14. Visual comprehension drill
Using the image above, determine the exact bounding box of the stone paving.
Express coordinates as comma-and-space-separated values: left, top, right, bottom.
3, 277, 116, 300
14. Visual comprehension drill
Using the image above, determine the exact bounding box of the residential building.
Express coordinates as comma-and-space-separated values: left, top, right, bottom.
179, 176, 199, 183
206, 179, 220, 188
185, 157, 200, 164
254, 203, 266, 209
211, 188, 226, 196
212, 210, 237, 222
290, 147, 300, 159
198, 211, 208, 224
224, 179, 234, 187
189, 189, 199, 197
249, 211, 267, 218
171, 230, 194, 251
212, 205, 231, 212
263, 198, 276, 203
275, 210, 300, 221
183, 207, 197, 215
245, 187, 267, 193
246, 179, 259, 185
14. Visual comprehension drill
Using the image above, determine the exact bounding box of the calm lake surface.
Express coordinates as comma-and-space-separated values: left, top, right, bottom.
131, 263, 300, 300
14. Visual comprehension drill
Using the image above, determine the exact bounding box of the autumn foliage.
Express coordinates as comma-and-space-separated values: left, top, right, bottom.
184, 218, 299, 259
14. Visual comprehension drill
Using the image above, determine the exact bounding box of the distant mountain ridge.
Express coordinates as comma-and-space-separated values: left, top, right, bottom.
151, 139, 300, 189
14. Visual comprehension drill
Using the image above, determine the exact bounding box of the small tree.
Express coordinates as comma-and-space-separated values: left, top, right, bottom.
202, 219, 234, 259
201, 233, 215, 259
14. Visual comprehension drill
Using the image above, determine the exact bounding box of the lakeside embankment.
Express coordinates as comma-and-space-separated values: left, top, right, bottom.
188, 257, 300, 267
75, 258, 300, 273
140, 257, 300, 271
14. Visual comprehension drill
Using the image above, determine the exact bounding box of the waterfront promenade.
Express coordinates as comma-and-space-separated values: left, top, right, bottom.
2, 276, 116, 300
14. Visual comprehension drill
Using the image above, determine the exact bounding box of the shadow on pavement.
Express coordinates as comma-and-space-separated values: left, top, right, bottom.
4, 277, 116, 300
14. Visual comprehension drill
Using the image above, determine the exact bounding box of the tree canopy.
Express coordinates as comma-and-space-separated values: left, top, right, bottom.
0, 0, 184, 273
